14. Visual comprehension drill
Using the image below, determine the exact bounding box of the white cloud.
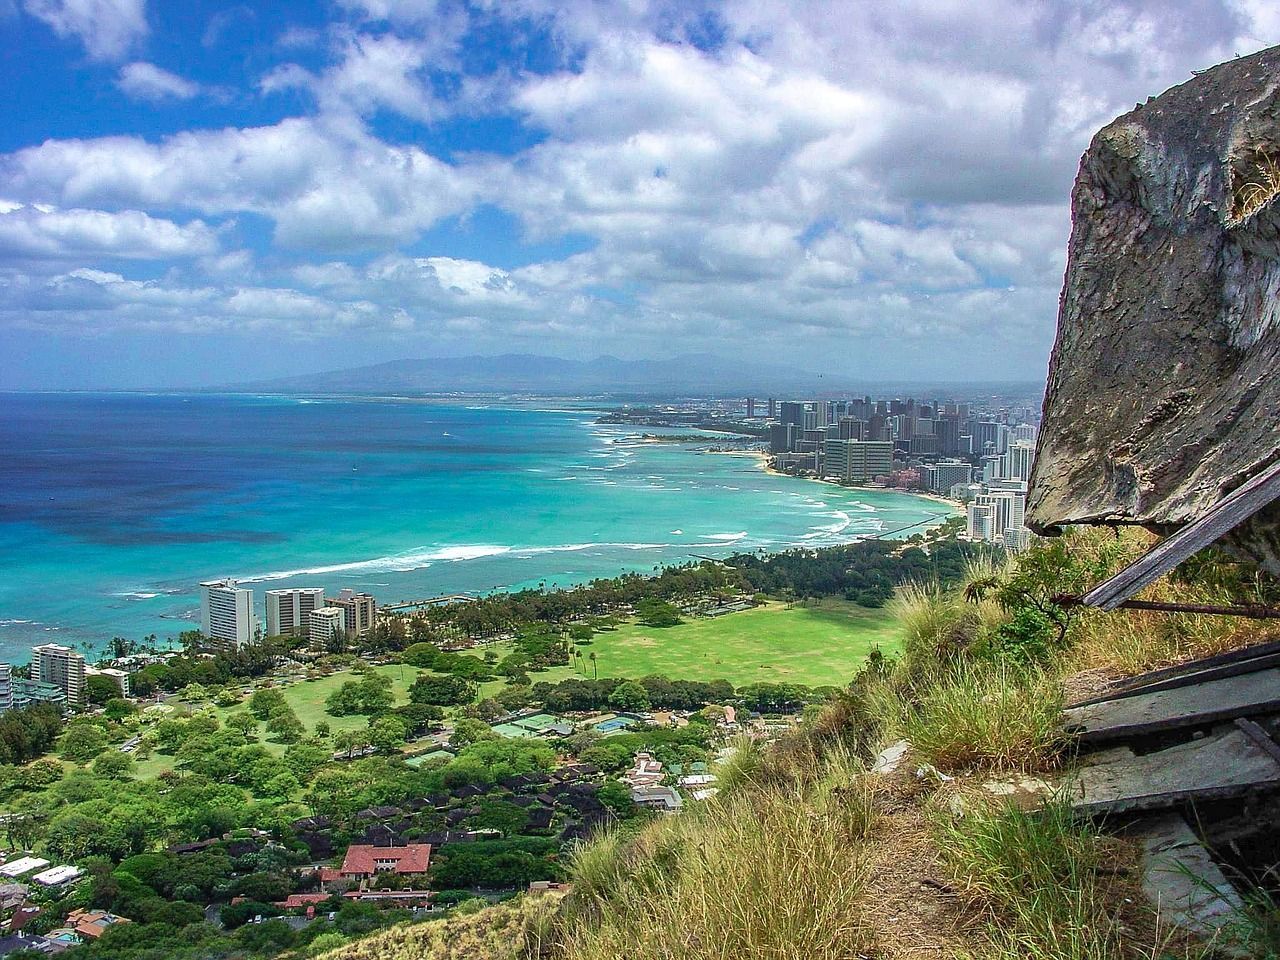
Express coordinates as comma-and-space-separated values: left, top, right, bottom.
4, 118, 479, 250
0, 201, 218, 259
116, 61, 200, 101
23, 0, 146, 60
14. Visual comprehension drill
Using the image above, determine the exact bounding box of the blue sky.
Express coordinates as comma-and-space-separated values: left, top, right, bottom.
0, 0, 1274, 388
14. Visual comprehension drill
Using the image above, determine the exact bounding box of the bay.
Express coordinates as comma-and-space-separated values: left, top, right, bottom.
0, 392, 953, 663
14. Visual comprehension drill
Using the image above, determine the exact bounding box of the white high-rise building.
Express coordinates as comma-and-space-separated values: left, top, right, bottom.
265, 587, 326, 638
199, 579, 258, 650
1005, 440, 1036, 482
31, 643, 86, 707
308, 607, 347, 648
1012, 423, 1038, 444
0, 663, 12, 713
966, 503, 994, 541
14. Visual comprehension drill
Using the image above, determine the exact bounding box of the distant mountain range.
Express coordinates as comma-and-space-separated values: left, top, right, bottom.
234, 353, 838, 397
231, 352, 1043, 399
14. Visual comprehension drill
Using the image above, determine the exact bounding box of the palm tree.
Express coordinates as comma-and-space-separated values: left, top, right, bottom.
588, 651, 598, 680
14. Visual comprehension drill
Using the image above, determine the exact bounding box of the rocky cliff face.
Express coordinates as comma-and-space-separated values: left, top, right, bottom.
1027, 45, 1280, 572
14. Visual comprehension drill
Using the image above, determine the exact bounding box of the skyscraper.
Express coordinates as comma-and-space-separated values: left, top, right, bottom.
31, 643, 86, 708
199, 579, 258, 650
266, 587, 326, 638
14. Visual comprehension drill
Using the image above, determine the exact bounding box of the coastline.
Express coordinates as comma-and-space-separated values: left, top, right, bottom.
750, 451, 962, 514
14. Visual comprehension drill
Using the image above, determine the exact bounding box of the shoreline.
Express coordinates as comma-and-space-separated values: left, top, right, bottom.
748, 452, 962, 515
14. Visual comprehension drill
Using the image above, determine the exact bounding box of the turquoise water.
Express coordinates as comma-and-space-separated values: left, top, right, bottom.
0, 393, 953, 663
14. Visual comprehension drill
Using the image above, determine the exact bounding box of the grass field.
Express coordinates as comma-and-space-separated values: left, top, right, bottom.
482, 599, 901, 691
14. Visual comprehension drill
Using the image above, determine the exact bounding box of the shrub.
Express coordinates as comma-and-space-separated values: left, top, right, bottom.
902, 663, 1062, 774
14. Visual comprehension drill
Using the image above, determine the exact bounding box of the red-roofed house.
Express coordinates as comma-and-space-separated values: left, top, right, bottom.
335, 844, 432, 884
275, 893, 332, 910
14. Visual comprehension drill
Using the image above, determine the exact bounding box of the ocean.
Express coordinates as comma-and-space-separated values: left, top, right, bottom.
0, 393, 953, 663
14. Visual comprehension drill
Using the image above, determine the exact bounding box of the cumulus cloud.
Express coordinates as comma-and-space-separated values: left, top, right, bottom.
116, 61, 200, 101
0, 200, 218, 259
23, 0, 146, 60
3, 0, 1278, 379
4, 118, 479, 249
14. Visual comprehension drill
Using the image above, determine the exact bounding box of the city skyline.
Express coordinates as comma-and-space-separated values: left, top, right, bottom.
2, 1, 1276, 389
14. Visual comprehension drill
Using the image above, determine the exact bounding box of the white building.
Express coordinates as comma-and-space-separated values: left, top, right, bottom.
924, 460, 972, 493
966, 502, 994, 541
0, 663, 12, 713
199, 579, 258, 650
308, 607, 347, 648
265, 587, 325, 638
1005, 440, 1036, 482
31, 644, 86, 708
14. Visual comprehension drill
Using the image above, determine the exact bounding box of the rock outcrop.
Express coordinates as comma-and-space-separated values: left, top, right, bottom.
1028, 46, 1280, 572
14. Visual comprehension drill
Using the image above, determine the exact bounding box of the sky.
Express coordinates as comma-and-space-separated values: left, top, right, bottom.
0, 0, 1275, 389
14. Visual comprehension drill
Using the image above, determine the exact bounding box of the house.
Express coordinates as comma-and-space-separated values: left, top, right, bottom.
274, 893, 332, 911
342, 890, 433, 907
630, 785, 682, 813
0, 859, 49, 880
622, 752, 664, 788
0, 884, 29, 910
335, 844, 432, 884
65, 909, 129, 940
0, 932, 56, 956
31, 866, 83, 888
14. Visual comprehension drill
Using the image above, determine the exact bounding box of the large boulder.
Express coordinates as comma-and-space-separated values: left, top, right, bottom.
1028, 46, 1280, 572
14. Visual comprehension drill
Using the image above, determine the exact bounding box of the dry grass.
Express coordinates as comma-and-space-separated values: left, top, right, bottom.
552, 745, 878, 960
1233, 150, 1280, 220
317, 897, 561, 960
902, 663, 1064, 774
931, 796, 1178, 960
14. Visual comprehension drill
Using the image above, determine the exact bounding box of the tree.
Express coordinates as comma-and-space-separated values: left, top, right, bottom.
92, 750, 135, 779
60, 724, 108, 762
248, 687, 287, 721
636, 598, 683, 627
408, 674, 476, 706
367, 715, 408, 754
449, 718, 498, 750
102, 697, 136, 721
227, 712, 259, 739
86, 674, 123, 706
608, 680, 650, 712
325, 674, 394, 717
265, 708, 304, 744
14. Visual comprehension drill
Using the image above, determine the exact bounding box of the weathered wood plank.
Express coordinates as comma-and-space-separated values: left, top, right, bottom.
1069, 728, 1280, 815
1067, 646, 1280, 708
1081, 459, 1280, 611
1063, 668, 1280, 743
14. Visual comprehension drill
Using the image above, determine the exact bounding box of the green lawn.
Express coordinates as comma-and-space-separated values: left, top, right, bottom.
488, 599, 901, 690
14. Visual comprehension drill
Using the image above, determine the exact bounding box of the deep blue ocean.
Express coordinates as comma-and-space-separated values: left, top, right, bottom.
0, 393, 952, 663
